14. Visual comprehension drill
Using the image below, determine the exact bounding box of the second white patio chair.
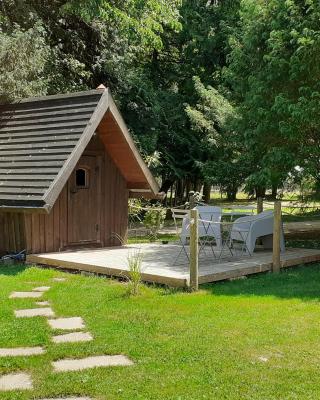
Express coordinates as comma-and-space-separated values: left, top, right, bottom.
171, 206, 223, 264
230, 210, 285, 255
180, 206, 222, 248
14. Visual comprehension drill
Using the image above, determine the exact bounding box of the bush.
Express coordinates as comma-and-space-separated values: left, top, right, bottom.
143, 205, 166, 241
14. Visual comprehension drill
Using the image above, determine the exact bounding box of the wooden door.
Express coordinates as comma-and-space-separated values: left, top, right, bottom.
67, 155, 102, 245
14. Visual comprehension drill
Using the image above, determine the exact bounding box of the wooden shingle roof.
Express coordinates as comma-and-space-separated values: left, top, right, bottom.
0, 88, 159, 211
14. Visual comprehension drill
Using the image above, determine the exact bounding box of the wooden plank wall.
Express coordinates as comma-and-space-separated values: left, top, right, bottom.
86, 135, 129, 246
0, 212, 26, 255
103, 151, 128, 246
0, 213, 4, 255
24, 186, 68, 254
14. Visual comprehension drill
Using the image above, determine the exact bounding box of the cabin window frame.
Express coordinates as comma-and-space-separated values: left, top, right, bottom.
75, 167, 90, 189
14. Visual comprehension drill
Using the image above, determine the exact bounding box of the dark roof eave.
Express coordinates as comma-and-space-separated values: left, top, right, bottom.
129, 189, 165, 200
0, 200, 49, 213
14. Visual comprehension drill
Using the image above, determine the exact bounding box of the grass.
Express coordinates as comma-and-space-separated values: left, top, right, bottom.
1, 263, 320, 399
127, 233, 177, 244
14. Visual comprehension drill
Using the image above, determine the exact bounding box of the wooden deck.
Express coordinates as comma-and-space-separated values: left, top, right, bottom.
26, 244, 320, 287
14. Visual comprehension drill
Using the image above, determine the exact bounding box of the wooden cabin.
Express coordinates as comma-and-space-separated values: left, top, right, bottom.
0, 87, 160, 256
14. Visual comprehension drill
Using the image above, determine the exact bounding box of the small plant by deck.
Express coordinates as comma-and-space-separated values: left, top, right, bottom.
143, 205, 166, 241
128, 198, 143, 227
126, 250, 143, 295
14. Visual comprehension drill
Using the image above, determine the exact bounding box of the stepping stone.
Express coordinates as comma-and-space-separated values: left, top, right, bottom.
33, 286, 51, 292
15, 307, 55, 318
52, 355, 134, 372
48, 317, 85, 330
36, 301, 50, 306
0, 346, 44, 357
52, 332, 93, 344
10, 291, 43, 299
0, 372, 33, 391
52, 278, 67, 282
41, 398, 91, 400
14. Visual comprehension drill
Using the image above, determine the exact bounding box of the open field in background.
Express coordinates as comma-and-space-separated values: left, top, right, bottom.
1, 263, 320, 400
129, 196, 320, 244
209, 191, 309, 202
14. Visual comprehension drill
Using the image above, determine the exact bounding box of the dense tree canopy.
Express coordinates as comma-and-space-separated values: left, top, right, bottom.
1, 0, 319, 201
226, 0, 320, 196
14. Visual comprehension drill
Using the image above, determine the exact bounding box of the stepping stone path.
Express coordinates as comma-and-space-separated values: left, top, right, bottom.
52, 332, 93, 344
52, 355, 134, 372
4, 281, 133, 397
0, 372, 33, 391
48, 317, 85, 330
10, 291, 43, 298
15, 307, 55, 318
0, 346, 44, 357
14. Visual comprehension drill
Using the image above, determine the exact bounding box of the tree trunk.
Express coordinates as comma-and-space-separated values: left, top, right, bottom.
313, 176, 320, 196
160, 178, 174, 194
185, 179, 192, 203
226, 185, 238, 201
255, 186, 266, 199
227, 190, 237, 201
271, 184, 277, 199
175, 179, 184, 205
203, 182, 211, 204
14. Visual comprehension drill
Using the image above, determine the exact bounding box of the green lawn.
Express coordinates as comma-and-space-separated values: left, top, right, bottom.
1, 264, 320, 399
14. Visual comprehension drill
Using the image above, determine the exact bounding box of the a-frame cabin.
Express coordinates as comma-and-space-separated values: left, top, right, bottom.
0, 86, 160, 255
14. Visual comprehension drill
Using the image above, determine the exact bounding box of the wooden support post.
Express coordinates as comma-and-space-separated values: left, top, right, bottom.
189, 208, 199, 291
257, 197, 263, 214
272, 200, 282, 273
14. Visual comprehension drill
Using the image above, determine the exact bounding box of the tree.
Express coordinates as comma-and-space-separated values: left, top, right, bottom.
226, 0, 320, 197
186, 76, 248, 200
0, 22, 49, 101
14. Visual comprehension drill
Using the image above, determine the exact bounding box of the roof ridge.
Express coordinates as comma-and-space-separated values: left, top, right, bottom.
0, 89, 105, 106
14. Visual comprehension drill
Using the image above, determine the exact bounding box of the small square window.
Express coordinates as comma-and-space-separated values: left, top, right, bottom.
76, 168, 89, 188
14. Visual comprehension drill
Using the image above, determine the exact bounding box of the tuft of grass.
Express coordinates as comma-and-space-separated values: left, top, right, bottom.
126, 250, 143, 296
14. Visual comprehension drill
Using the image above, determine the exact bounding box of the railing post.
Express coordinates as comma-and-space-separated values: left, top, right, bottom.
189, 208, 199, 291
272, 200, 282, 273
257, 197, 263, 214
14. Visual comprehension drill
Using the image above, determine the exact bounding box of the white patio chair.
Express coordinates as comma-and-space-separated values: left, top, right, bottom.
171, 208, 190, 263
230, 210, 285, 255
195, 206, 222, 248
172, 206, 223, 264
180, 206, 222, 247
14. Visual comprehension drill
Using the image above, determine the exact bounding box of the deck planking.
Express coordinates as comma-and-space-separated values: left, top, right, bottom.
26, 244, 320, 288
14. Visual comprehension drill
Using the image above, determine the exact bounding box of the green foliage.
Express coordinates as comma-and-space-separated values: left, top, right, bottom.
226, 0, 320, 195
63, 0, 182, 52
186, 77, 234, 142
0, 23, 49, 101
185, 76, 247, 199
2, 0, 320, 200
143, 205, 166, 241
128, 198, 142, 220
